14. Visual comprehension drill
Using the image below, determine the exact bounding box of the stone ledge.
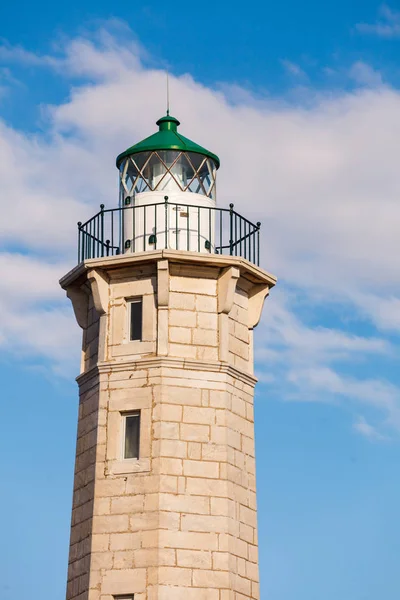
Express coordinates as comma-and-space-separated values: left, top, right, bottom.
60, 249, 277, 290
76, 356, 258, 388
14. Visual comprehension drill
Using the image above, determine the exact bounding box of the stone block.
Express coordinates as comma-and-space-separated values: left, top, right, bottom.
192, 568, 230, 588
196, 295, 217, 312
164, 386, 202, 406
202, 443, 227, 462
158, 530, 219, 551
186, 477, 228, 497
134, 548, 176, 567
92, 514, 129, 533
240, 505, 257, 528
159, 439, 187, 458
187, 442, 202, 460
169, 292, 196, 310
110, 496, 144, 514
209, 391, 228, 409
154, 457, 183, 475
130, 512, 159, 532
101, 568, 147, 594
153, 403, 183, 423
177, 549, 212, 569
183, 407, 216, 425
234, 573, 252, 596
109, 532, 141, 551
113, 550, 134, 569
192, 328, 218, 347
156, 586, 219, 600
158, 493, 210, 515
159, 475, 178, 493
169, 343, 197, 359
169, 326, 192, 344
183, 459, 219, 479
239, 522, 254, 544
169, 310, 197, 328
153, 421, 180, 440
196, 346, 219, 361
181, 514, 228, 533
171, 276, 217, 296
180, 423, 210, 442
197, 312, 218, 330
212, 551, 231, 571
90, 534, 109, 553
246, 560, 259, 582
157, 566, 192, 586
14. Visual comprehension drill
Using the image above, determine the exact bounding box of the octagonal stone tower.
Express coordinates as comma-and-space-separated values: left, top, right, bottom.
60, 114, 276, 600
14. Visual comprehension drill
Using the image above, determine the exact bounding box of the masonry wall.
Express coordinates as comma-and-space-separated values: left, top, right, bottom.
66, 374, 100, 600
74, 364, 259, 600
64, 254, 271, 600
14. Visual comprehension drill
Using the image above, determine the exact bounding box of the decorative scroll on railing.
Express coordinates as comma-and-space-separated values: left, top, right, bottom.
77, 197, 261, 266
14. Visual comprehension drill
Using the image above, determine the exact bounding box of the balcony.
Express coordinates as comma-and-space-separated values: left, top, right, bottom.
78, 197, 261, 266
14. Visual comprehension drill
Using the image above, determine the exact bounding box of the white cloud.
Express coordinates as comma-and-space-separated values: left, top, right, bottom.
349, 61, 383, 87
356, 5, 400, 38
353, 416, 387, 440
0, 26, 399, 436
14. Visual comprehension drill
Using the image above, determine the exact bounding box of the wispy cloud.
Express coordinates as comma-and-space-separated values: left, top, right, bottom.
349, 61, 383, 87
256, 294, 400, 436
353, 416, 387, 441
0, 24, 399, 437
281, 59, 307, 78
356, 5, 400, 38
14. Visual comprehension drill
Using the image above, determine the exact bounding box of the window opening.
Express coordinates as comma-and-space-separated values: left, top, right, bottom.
123, 412, 141, 460
130, 298, 143, 341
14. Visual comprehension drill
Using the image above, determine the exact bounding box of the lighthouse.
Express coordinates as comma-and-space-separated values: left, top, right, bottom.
60, 113, 277, 600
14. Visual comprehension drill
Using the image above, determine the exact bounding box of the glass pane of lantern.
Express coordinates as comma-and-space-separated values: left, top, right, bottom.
142, 152, 167, 191
156, 172, 180, 192
133, 176, 149, 193
187, 177, 203, 194
171, 153, 194, 190
186, 152, 206, 172
131, 151, 151, 172
125, 159, 138, 193
157, 150, 180, 170
198, 158, 215, 196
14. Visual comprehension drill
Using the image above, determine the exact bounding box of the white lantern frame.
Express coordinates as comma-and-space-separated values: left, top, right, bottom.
119, 150, 217, 202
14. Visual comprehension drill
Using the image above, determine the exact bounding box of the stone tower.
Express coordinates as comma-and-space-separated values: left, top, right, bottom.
60, 114, 276, 600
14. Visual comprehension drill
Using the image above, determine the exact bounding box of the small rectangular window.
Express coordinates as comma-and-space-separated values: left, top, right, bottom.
129, 298, 143, 341
123, 411, 140, 459
114, 596, 134, 600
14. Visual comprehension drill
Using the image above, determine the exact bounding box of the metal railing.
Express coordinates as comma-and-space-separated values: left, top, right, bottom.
77, 197, 261, 266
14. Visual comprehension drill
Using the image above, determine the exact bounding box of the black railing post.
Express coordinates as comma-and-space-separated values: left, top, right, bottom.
164, 196, 168, 249
100, 204, 105, 257
77, 222, 82, 262
187, 205, 190, 252
229, 203, 234, 256
75, 201, 260, 266
121, 201, 125, 254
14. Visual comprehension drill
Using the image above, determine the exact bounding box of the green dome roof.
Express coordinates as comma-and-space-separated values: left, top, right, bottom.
116, 115, 220, 169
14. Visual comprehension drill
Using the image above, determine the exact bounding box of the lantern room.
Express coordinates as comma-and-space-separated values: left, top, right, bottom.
117, 115, 219, 202
77, 114, 261, 265
116, 115, 220, 253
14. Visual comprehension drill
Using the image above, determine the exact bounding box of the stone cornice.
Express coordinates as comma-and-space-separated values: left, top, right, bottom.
60, 249, 277, 290
76, 356, 258, 388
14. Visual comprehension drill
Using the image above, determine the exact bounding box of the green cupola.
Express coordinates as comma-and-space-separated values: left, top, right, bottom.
117, 115, 219, 202
116, 115, 220, 169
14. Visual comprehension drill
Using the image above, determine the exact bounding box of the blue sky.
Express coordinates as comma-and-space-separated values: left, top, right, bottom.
1, 2, 400, 599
